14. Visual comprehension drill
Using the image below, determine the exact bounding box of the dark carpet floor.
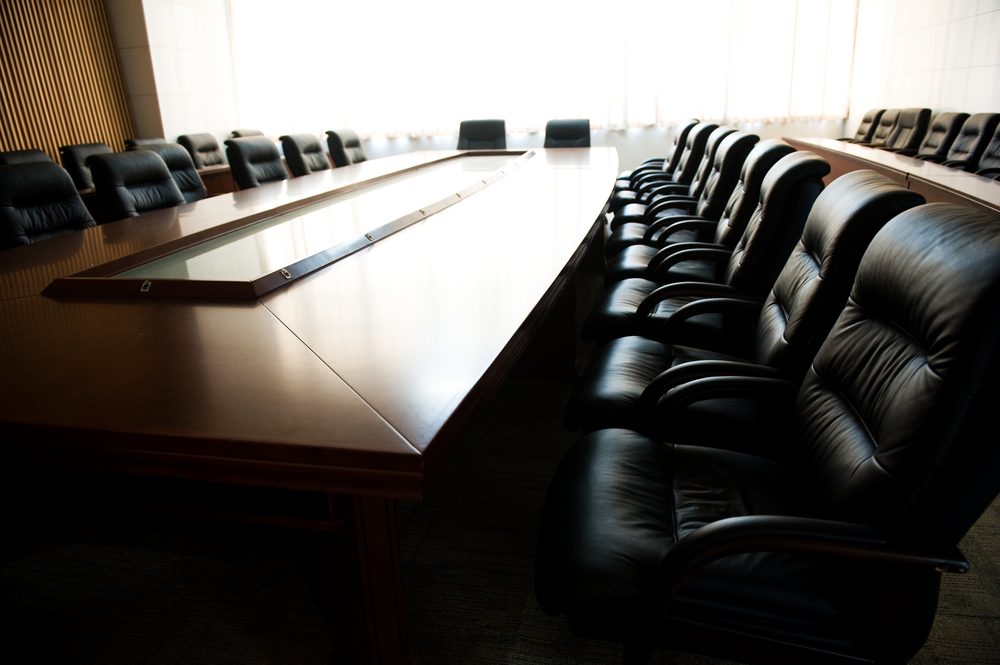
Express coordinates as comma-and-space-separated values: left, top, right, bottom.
1, 268, 998, 664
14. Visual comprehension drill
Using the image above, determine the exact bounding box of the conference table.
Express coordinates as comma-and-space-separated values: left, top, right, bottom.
0, 147, 619, 664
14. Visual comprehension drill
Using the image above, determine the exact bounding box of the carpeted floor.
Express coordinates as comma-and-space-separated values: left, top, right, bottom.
1, 268, 998, 664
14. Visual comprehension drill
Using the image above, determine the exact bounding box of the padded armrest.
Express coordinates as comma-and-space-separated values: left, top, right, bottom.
943, 159, 976, 172
644, 217, 716, 244
645, 195, 696, 218
648, 375, 797, 422
894, 148, 918, 156
646, 241, 727, 270
650, 246, 732, 281
637, 358, 781, 413
661, 294, 764, 328
636, 281, 738, 318
975, 167, 1000, 178
915, 154, 945, 163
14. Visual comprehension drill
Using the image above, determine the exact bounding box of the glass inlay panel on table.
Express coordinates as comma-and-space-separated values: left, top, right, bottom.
115, 154, 518, 282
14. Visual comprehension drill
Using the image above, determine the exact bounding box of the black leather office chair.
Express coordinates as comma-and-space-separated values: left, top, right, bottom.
537, 201, 1000, 665
543, 119, 591, 148
564, 171, 925, 437
280, 133, 332, 177
224, 136, 289, 190
0, 149, 52, 165
852, 108, 899, 146
615, 119, 698, 191
125, 138, 166, 148
975, 123, 1000, 179
177, 133, 226, 169
325, 129, 368, 168
604, 139, 796, 286
231, 128, 264, 138
891, 111, 968, 158
0, 162, 96, 250
610, 122, 718, 212
457, 120, 506, 150
916, 112, 999, 170
129, 142, 207, 203
874, 107, 931, 152
58, 142, 113, 190
581, 152, 830, 347
838, 108, 884, 143
605, 128, 751, 259
87, 151, 185, 221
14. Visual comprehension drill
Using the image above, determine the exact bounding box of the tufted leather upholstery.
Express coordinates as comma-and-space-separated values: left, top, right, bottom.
58, 142, 113, 190
280, 134, 332, 177
0, 162, 96, 250
130, 142, 207, 204
565, 171, 925, 437
0, 149, 52, 166
839, 108, 884, 142
537, 203, 1000, 664
852, 108, 898, 146
231, 128, 264, 138
177, 133, 226, 169
124, 137, 166, 148
616, 119, 698, 189
604, 139, 796, 286
87, 151, 185, 221
457, 119, 506, 150
972, 121, 1000, 179
325, 129, 368, 168
581, 152, 830, 347
875, 107, 930, 152
224, 136, 289, 190
892, 111, 967, 158
543, 119, 591, 148
610, 122, 718, 213
604, 129, 753, 260
925, 113, 999, 171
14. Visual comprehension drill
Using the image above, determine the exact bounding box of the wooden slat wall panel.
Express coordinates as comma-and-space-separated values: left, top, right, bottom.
0, 0, 134, 161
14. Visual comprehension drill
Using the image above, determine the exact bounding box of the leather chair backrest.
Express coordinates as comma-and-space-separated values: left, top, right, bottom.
752, 170, 924, 377
975, 122, 1000, 171
224, 136, 289, 190
543, 119, 591, 148
851, 108, 885, 142
684, 126, 737, 202
724, 152, 830, 297
712, 139, 796, 248
457, 120, 506, 150
0, 162, 96, 250
671, 122, 718, 187
281, 133, 332, 177
326, 129, 368, 168
87, 151, 185, 221
125, 138, 166, 148
130, 142, 207, 204
0, 149, 52, 166
795, 202, 1000, 545
864, 108, 899, 146
883, 107, 930, 151
231, 128, 264, 138
690, 130, 758, 222
58, 142, 113, 190
945, 113, 1000, 164
663, 119, 699, 175
177, 133, 225, 169
915, 112, 968, 158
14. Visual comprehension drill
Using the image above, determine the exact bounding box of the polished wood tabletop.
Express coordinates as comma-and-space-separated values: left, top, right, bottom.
0, 148, 619, 501
784, 137, 1000, 213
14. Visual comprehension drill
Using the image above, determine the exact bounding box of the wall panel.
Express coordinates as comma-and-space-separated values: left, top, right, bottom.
0, 0, 134, 161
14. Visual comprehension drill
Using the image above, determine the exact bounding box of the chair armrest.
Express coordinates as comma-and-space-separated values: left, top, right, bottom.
637, 359, 781, 413
648, 374, 796, 422
626, 515, 969, 661
914, 154, 946, 163
943, 159, 976, 172
636, 282, 738, 319
633, 172, 676, 188
643, 217, 716, 244
644, 183, 691, 199
645, 195, 696, 218
894, 148, 918, 157
650, 246, 732, 282
976, 167, 1000, 178
658, 293, 763, 331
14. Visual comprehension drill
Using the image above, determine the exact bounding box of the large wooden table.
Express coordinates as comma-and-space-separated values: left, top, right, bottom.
784, 137, 1000, 214
0, 148, 618, 664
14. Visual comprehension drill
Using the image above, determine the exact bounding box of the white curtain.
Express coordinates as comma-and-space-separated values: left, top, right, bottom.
227, 0, 858, 137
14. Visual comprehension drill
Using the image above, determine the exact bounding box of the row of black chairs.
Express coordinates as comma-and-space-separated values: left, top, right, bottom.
843, 107, 1000, 178
533, 119, 1000, 664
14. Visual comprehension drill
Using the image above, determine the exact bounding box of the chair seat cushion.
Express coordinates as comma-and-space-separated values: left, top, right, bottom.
535, 430, 861, 649
604, 239, 712, 285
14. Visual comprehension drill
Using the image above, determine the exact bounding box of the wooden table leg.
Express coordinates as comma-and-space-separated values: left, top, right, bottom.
351, 495, 410, 665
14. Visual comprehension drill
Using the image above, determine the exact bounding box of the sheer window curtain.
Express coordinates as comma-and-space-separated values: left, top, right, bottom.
227, 0, 857, 138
